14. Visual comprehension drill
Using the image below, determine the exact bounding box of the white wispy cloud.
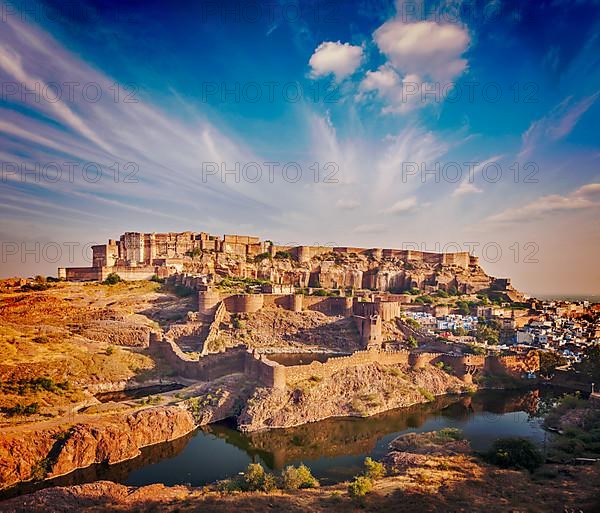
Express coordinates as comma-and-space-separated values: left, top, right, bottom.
451, 155, 503, 197
353, 223, 387, 234
482, 182, 600, 225
384, 196, 418, 214
519, 92, 599, 158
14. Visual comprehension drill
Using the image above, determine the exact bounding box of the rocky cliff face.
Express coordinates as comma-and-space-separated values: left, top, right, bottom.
238, 363, 468, 432
52, 406, 196, 475
185, 250, 499, 294
0, 375, 250, 491
0, 406, 195, 490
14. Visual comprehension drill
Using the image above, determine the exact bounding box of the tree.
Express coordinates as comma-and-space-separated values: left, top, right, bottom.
476, 323, 499, 345
363, 457, 385, 480
407, 336, 418, 348
484, 437, 544, 472
539, 351, 566, 378
281, 464, 319, 490
576, 343, 600, 381
348, 475, 373, 498
186, 247, 202, 258
456, 300, 471, 315
243, 463, 271, 491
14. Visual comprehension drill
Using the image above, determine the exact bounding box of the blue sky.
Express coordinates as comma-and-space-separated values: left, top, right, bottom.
0, 0, 599, 295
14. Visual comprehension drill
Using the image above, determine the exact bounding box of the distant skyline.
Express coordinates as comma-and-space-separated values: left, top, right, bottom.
0, 0, 599, 296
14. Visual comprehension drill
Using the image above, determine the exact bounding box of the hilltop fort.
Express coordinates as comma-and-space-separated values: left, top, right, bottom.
58, 230, 521, 299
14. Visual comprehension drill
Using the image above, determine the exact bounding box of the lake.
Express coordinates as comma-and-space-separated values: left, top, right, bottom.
3, 387, 558, 499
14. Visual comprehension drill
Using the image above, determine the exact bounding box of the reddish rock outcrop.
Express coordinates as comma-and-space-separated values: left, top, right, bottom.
238, 363, 467, 432
0, 406, 195, 490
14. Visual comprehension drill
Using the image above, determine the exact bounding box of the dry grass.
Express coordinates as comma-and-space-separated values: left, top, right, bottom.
0, 282, 177, 420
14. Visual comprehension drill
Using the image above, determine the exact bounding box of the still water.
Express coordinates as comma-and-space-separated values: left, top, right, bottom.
5, 388, 557, 498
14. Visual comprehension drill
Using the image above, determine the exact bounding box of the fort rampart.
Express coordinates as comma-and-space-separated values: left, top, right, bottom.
152, 329, 537, 391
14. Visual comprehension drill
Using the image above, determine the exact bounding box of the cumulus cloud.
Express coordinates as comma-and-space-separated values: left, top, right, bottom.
309, 41, 363, 81
482, 182, 600, 225
359, 17, 470, 114
359, 66, 434, 114
374, 20, 470, 82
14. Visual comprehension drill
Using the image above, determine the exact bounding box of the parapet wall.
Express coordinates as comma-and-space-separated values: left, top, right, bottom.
223, 294, 265, 313
198, 290, 222, 317
154, 326, 537, 390
210, 292, 353, 317
111, 266, 157, 281
61, 266, 105, 281
201, 301, 227, 355
303, 296, 353, 316
263, 349, 411, 387
150, 333, 246, 380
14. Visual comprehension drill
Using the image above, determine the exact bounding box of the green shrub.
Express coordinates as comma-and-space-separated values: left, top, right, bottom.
348, 475, 373, 498
387, 367, 403, 377
186, 247, 202, 258
253, 252, 270, 263
418, 387, 435, 401
405, 318, 420, 330
363, 457, 385, 480
232, 316, 246, 329
466, 343, 487, 355
243, 463, 265, 490
435, 428, 463, 441
274, 251, 292, 260
484, 437, 544, 472
4, 402, 39, 416
242, 463, 276, 492
103, 272, 122, 285
281, 464, 319, 490
262, 473, 277, 492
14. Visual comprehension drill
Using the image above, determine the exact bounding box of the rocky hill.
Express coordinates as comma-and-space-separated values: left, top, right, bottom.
238, 362, 469, 432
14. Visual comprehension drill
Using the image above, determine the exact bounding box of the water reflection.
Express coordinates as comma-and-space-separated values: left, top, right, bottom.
2, 387, 555, 499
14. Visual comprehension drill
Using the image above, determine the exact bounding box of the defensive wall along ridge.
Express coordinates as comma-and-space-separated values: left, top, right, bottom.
151, 283, 538, 389
151, 330, 535, 390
